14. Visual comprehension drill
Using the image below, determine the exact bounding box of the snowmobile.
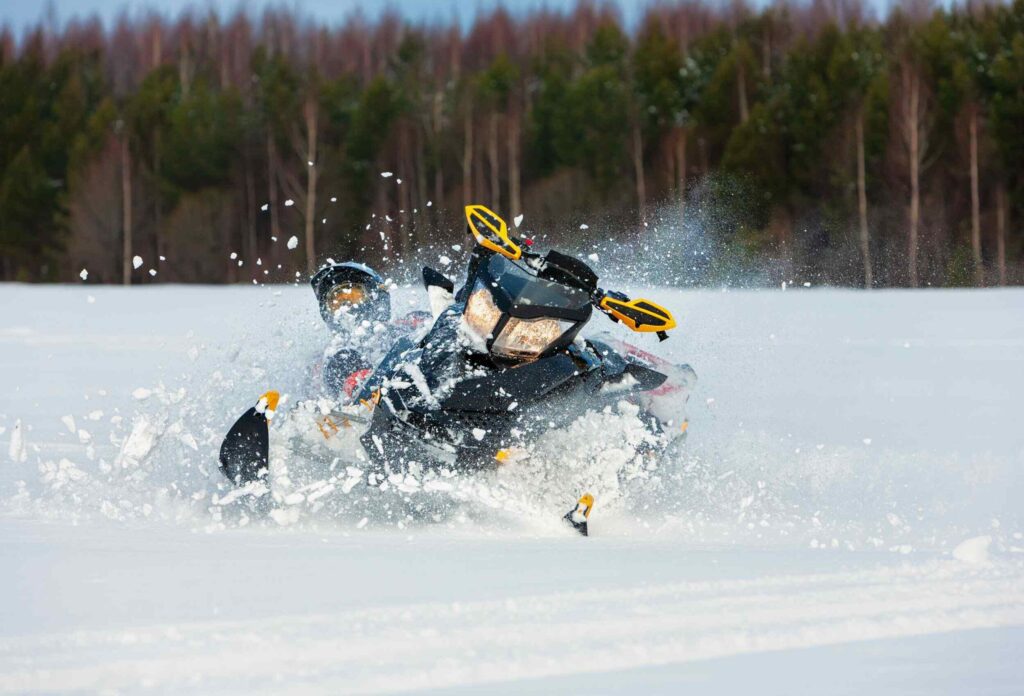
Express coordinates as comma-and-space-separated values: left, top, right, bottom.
219, 204, 696, 535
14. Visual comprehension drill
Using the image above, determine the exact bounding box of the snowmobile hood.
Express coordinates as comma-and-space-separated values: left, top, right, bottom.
483, 254, 592, 322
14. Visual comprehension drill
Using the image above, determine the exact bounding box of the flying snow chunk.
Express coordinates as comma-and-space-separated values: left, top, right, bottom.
514, 214, 524, 228
380, 172, 393, 178
579, 224, 589, 230
132, 255, 143, 270
230, 252, 238, 260
330, 197, 337, 203
8, 420, 26, 463
953, 535, 992, 564
117, 415, 160, 467
284, 199, 294, 207
287, 236, 299, 250
471, 428, 487, 441
588, 253, 600, 263
260, 203, 269, 211
148, 269, 157, 277
132, 387, 152, 400
438, 255, 452, 266
79, 268, 88, 281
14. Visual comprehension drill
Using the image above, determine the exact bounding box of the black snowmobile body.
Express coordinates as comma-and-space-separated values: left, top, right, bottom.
356, 308, 669, 473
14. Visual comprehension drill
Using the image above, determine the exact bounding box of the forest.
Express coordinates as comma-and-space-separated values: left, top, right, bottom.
1, 0, 1022, 287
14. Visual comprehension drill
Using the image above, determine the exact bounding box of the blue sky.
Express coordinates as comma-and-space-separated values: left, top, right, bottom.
3, 0, 897, 34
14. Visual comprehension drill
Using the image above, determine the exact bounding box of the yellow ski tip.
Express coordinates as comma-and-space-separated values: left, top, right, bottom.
577, 493, 594, 519
256, 390, 280, 417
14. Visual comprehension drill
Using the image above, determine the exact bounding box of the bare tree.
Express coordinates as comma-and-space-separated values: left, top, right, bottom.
674, 127, 687, 222
898, 59, 927, 288
996, 182, 1007, 286
968, 104, 983, 285
462, 101, 473, 203
120, 127, 133, 285
302, 94, 319, 274
855, 109, 873, 288
508, 112, 522, 217
632, 119, 647, 224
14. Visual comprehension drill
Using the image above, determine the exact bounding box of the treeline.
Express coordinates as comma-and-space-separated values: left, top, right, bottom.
1, 0, 1022, 287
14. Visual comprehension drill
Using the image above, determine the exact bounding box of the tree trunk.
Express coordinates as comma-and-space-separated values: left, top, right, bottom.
153, 128, 163, 271
267, 133, 281, 247
462, 104, 473, 204
245, 159, 257, 272
908, 70, 920, 288
488, 112, 500, 209
969, 105, 983, 286
855, 110, 873, 289
996, 181, 1007, 286
675, 127, 687, 224
737, 62, 749, 124
416, 125, 427, 215
303, 95, 318, 275
508, 112, 522, 218
632, 121, 646, 225
121, 133, 133, 286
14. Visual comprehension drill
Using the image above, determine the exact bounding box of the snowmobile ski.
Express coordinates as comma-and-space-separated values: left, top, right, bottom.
564, 493, 594, 537
219, 390, 278, 486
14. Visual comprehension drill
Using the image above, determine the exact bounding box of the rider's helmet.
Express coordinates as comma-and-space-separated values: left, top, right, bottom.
310, 262, 391, 330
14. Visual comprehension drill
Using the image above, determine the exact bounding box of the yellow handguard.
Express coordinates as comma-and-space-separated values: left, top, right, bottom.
465, 204, 522, 260
598, 295, 677, 338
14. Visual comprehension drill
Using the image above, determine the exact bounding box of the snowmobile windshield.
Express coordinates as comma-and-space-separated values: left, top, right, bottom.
462, 255, 591, 361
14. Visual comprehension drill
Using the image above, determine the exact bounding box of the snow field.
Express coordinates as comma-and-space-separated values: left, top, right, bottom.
1, 282, 1023, 693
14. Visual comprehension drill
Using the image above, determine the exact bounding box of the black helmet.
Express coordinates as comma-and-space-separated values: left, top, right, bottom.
310, 262, 391, 329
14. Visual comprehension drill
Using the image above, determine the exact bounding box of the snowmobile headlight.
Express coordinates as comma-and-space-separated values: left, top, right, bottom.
492, 316, 574, 360
464, 287, 502, 340
325, 283, 367, 313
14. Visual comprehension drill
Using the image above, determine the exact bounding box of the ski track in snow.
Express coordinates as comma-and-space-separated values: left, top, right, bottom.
2, 284, 1024, 693
2, 560, 1022, 694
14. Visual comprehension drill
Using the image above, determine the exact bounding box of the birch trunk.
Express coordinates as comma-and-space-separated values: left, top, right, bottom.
267, 134, 281, 244
996, 182, 1007, 286
632, 122, 646, 225
488, 112, 500, 209
245, 161, 256, 272
462, 105, 473, 204
303, 95, 318, 274
153, 129, 163, 269
969, 106, 983, 286
508, 113, 522, 218
737, 63, 749, 124
908, 70, 920, 288
121, 133, 133, 286
855, 110, 873, 289
675, 128, 687, 223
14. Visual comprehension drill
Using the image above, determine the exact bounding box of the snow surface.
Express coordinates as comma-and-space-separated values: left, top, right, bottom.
1, 283, 1023, 694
